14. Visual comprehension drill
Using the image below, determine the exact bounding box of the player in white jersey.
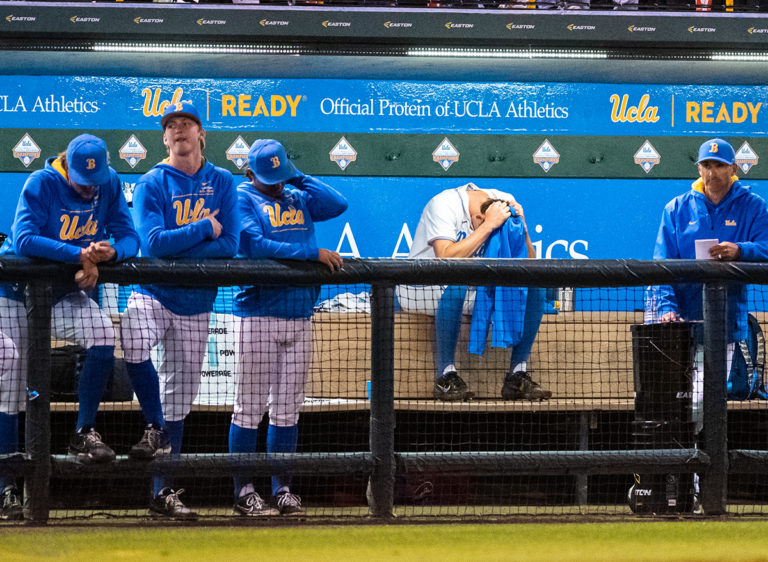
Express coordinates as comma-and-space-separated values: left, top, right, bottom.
397, 182, 551, 402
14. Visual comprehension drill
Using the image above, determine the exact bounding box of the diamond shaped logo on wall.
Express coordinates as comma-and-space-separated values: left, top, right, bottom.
634, 140, 660, 173
226, 136, 251, 169
330, 137, 357, 171
119, 135, 147, 169
533, 139, 560, 173
735, 141, 759, 174
13, 133, 41, 168
432, 137, 459, 171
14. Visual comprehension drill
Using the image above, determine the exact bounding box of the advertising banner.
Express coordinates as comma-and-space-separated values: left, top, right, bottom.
2, 76, 768, 136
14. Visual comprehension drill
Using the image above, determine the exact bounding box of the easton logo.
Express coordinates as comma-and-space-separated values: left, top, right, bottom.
260, 19, 289, 26
322, 20, 351, 27
383, 21, 412, 28
688, 26, 716, 33
506, 22, 535, 30
445, 22, 474, 29
197, 18, 226, 25
747, 27, 768, 34
69, 16, 100, 23
676, 392, 692, 399
628, 25, 656, 32
134, 17, 163, 24
5, 15, 36, 22
567, 23, 596, 31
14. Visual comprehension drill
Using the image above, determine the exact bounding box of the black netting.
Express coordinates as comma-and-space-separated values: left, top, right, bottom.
1, 259, 767, 522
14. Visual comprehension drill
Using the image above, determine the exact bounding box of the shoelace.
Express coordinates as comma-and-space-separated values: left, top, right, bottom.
84, 430, 104, 446
277, 493, 301, 509
143, 428, 162, 448
443, 373, 464, 388
166, 489, 187, 509
512, 372, 539, 386
244, 493, 266, 510
2, 489, 20, 510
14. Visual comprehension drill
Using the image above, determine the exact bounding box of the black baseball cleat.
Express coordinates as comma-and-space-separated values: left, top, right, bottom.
501, 371, 552, 401
275, 491, 302, 516
150, 487, 197, 520
234, 491, 278, 517
68, 427, 116, 464
433, 371, 474, 402
1, 485, 23, 521
129, 425, 171, 460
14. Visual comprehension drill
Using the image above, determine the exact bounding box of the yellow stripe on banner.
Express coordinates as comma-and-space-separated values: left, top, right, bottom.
529, 0, 535, 9
671, 94, 674, 128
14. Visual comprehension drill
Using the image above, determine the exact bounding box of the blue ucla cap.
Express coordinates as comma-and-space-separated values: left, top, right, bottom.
66, 134, 110, 186
247, 139, 298, 184
161, 100, 202, 129
697, 138, 736, 165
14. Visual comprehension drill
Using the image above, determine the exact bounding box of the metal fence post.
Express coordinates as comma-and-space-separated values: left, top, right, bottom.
369, 282, 396, 518
700, 281, 728, 515
23, 281, 52, 523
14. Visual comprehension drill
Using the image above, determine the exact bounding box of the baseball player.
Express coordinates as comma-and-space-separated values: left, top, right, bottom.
229, 139, 346, 516
0, 134, 138, 518
396, 182, 551, 402
121, 101, 239, 519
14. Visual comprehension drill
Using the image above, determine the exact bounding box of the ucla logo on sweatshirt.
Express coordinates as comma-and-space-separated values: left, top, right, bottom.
265, 203, 305, 228
60, 213, 98, 240
173, 197, 212, 225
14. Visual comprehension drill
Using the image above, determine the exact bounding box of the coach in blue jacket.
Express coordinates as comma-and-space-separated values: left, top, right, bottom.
648, 138, 768, 433
650, 138, 768, 341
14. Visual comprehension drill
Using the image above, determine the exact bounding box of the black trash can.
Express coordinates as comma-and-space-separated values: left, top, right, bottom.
627, 322, 697, 514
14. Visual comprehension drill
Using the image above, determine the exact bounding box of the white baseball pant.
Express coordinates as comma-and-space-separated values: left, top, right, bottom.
121, 292, 209, 422
396, 284, 476, 316
232, 316, 311, 428
0, 292, 115, 415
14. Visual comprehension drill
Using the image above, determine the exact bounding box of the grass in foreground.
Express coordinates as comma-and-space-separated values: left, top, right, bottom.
2, 521, 768, 561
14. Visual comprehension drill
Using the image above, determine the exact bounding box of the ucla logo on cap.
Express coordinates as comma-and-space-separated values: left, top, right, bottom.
697, 138, 735, 165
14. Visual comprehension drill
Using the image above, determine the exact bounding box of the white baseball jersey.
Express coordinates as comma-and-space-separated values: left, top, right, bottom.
408, 183, 515, 259
399, 183, 515, 315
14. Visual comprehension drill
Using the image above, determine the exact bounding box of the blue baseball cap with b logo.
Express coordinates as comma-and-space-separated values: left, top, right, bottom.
697, 138, 736, 165
247, 139, 298, 185
66, 134, 110, 186
161, 100, 202, 129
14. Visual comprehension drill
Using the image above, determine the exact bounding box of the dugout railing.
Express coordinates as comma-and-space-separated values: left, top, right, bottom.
0, 257, 767, 522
